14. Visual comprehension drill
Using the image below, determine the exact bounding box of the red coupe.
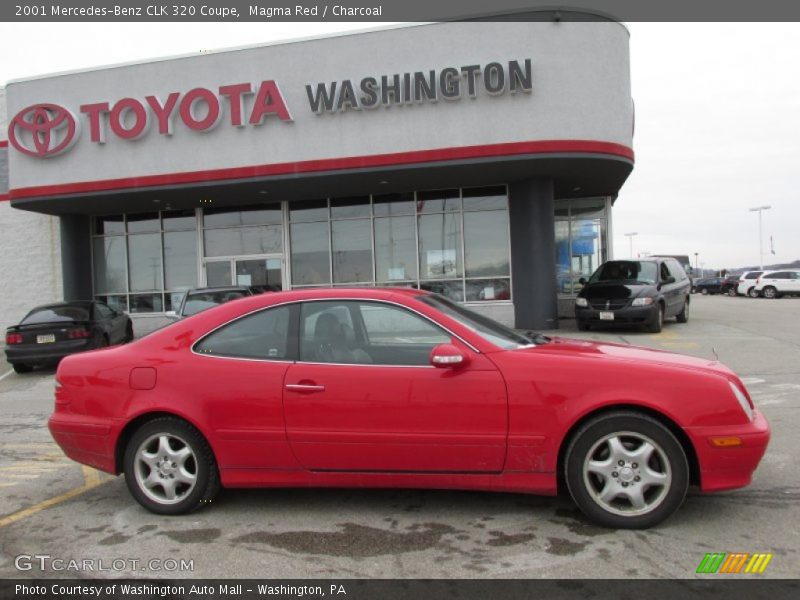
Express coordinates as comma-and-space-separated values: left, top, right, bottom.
49, 288, 770, 528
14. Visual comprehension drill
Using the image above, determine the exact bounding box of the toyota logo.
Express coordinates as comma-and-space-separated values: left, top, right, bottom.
8, 103, 80, 158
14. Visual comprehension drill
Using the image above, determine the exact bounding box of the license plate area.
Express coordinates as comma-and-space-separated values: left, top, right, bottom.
599, 311, 614, 321
37, 334, 56, 344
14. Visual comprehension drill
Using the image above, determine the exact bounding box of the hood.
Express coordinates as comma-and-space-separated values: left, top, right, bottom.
579, 283, 652, 300
526, 336, 735, 378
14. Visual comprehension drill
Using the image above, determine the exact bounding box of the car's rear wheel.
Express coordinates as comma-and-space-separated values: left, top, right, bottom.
124, 417, 220, 515
727, 287, 737, 297
762, 286, 778, 299
647, 304, 664, 333
700, 288, 708, 295
748, 287, 760, 298
676, 299, 689, 323
564, 411, 689, 529
12, 363, 33, 374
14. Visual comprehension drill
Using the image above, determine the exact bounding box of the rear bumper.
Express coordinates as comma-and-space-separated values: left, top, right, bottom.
686, 410, 771, 493
48, 414, 120, 474
6, 340, 95, 365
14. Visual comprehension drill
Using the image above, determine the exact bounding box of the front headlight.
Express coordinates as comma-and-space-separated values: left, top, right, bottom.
631, 297, 654, 306
575, 297, 588, 307
729, 381, 754, 421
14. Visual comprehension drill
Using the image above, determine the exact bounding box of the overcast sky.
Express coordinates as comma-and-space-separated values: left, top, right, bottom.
1, 22, 798, 271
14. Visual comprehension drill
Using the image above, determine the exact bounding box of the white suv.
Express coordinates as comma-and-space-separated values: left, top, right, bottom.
737, 271, 764, 297
753, 270, 800, 299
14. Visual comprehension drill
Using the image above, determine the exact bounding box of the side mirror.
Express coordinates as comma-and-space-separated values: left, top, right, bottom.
578, 277, 587, 286
165, 310, 178, 319
429, 343, 469, 368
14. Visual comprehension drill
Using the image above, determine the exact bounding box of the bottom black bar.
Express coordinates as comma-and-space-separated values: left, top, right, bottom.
1, 579, 799, 600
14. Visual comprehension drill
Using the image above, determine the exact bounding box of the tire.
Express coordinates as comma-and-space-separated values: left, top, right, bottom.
700, 288, 708, 295
564, 411, 689, 529
124, 322, 134, 343
762, 286, 778, 299
747, 287, 759, 298
647, 304, 664, 333
727, 288, 737, 297
577, 321, 590, 332
676, 298, 689, 323
123, 417, 220, 515
12, 363, 33, 374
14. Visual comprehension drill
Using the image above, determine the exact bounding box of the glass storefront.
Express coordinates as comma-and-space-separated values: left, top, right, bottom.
91, 186, 513, 313
554, 197, 610, 297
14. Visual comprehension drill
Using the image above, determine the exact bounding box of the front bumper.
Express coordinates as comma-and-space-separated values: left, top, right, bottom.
575, 303, 658, 326
686, 409, 771, 493
48, 413, 120, 474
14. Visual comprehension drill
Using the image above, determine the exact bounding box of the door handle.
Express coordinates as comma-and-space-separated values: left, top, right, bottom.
285, 384, 326, 393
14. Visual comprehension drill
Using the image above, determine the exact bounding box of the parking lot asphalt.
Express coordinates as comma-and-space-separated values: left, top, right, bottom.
0, 294, 798, 579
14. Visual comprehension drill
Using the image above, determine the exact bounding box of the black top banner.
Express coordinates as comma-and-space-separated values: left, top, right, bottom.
3, 0, 800, 22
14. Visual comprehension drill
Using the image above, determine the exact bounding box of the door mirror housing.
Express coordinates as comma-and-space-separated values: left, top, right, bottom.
165, 310, 178, 319
429, 343, 469, 368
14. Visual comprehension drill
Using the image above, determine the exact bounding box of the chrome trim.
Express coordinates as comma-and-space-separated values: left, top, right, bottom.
190, 296, 481, 364
285, 384, 326, 392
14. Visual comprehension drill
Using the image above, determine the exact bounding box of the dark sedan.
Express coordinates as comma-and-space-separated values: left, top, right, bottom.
693, 277, 725, 295
575, 258, 691, 333
5, 301, 132, 373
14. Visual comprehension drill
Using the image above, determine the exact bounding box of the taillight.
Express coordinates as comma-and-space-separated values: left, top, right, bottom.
68, 328, 92, 339
6, 333, 23, 345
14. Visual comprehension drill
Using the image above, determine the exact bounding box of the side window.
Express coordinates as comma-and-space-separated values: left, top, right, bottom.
95, 303, 115, 320
673, 261, 687, 281
772, 272, 788, 279
195, 305, 291, 360
660, 262, 672, 281
300, 301, 451, 366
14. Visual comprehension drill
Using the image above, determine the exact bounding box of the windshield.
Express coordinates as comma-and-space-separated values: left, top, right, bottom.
419, 294, 533, 350
183, 291, 248, 316
589, 261, 658, 285
22, 305, 90, 325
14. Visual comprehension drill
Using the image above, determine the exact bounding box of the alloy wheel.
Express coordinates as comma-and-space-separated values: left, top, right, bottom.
134, 433, 198, 505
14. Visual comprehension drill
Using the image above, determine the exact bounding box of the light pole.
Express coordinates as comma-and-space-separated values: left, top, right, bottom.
694, 252, 699, 277
749, 205, 772, 269
624, 232, 638, 258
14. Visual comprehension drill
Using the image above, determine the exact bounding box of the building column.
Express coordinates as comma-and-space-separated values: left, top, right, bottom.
508, 178, 558, 331
60, 215, 93, 301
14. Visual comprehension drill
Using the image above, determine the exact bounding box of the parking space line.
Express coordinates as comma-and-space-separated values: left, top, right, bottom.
0, 466, 109, 529
0, 369, 14, 382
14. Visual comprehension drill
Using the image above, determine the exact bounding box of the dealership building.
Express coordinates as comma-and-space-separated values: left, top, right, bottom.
0, 18, 633, 337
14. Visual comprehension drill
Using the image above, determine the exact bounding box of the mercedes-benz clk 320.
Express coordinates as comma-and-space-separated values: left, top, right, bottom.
48, 288, 769, 528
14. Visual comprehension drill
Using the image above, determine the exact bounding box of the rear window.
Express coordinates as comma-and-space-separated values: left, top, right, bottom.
745, 272, 763, 279
22, 305, 90, 325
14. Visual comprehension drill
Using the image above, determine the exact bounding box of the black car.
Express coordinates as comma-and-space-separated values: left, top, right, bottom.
167, 286, 259, 319
575, 258, 691, 333
693, 277, 725, 295
5, 301, 133, 373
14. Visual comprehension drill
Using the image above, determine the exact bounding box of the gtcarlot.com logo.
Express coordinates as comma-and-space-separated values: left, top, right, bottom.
696, 552, 773, 574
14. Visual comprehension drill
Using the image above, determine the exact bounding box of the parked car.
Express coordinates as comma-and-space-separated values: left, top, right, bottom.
48, 288, 769, 529
575, 258, 691, 333
736, 271, 764, 297
720, 275, 741, 296
167, 286, 259, 319
5, 301, 132, 373
693, 277, 725, 295
752, 270, 800, 299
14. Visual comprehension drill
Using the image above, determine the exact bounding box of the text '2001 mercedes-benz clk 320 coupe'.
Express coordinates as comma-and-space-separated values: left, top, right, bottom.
49, 288, 769, 528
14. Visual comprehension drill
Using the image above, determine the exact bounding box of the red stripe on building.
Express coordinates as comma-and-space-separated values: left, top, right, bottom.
8, 140, 634, 200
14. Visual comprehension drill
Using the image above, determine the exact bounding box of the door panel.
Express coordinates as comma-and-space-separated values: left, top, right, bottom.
283, 359, 508, 472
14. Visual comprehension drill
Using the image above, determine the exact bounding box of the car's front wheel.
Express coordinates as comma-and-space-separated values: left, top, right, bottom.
647, 304, 664, 333
748, 287, 760, 298
727, 287, 737, 297
124, 417, 220, 515
676, 298, 689, 323
564, 411, 689, 529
